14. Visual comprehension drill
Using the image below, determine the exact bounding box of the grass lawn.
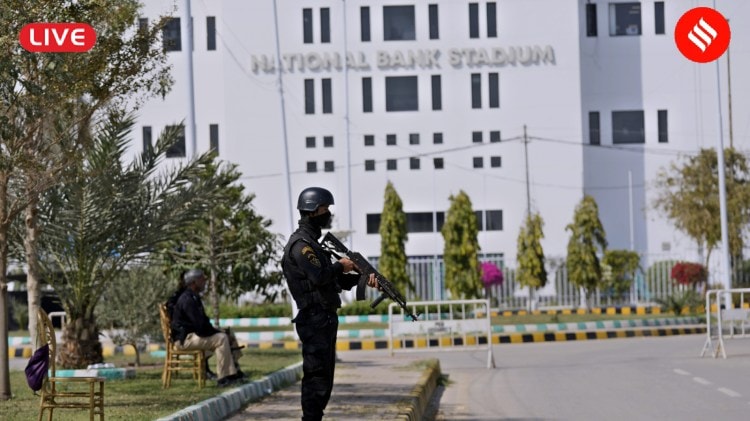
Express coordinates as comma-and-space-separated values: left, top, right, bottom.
0, 348, 301, 421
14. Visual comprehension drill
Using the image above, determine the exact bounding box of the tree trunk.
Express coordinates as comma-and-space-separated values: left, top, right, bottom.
209, 217, 220, 326
0, 176, 12, 400
59, 313, 104, 369
129, 342, 141, 367
24, 199, 42, 348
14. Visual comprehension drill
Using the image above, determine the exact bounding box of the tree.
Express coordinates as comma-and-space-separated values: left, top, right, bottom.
516, 212, 547, 311
566, 195, 607, 309
37, 112, 218, 368
95, 265, 172, 366
378, 182, 413, 296
159, 161, 282, 325
442, 191, 482, 299
0, 0, 171, 396
601, 250, 640, 301
654, 148, 750, 268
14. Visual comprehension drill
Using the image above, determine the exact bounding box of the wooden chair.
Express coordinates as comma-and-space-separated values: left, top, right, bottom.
36, 308, 105, 421
158, 303, 206, 388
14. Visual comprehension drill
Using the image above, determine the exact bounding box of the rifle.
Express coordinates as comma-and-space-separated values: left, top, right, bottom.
320, 232, 420, 321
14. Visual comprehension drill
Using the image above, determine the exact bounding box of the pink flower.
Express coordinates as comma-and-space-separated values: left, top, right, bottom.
480, 262, 503, 286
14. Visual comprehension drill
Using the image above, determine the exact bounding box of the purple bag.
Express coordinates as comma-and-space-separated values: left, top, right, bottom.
25, 344, 49, 392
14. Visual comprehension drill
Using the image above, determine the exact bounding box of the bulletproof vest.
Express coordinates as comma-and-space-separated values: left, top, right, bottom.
282, 231, 342, 312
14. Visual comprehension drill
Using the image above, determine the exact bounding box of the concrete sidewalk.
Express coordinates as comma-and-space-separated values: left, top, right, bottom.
225, 351, 441, 421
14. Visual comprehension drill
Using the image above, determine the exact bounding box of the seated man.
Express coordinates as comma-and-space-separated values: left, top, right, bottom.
171, 269, 243, 387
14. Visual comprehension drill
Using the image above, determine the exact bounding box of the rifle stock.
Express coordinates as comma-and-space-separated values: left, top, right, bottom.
321, 232, 419, 321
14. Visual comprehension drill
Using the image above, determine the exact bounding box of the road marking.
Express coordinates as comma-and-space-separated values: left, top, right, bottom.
693, 377, 712, 386
673, 368, 691, 376
718, 387, 741, 398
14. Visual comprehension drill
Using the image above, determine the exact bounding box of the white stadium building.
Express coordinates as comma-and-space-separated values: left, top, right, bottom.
133, 0, 750, 299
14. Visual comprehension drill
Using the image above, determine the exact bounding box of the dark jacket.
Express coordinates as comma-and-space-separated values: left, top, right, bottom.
170, 288, 219, 343
282, 220, 360, 312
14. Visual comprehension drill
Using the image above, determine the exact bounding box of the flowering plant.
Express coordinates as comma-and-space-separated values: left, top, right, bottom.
480, 262, 503, 287
670, 262, 707, 286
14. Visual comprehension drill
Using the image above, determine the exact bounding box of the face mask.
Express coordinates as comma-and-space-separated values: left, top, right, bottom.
310, 211, 332, 229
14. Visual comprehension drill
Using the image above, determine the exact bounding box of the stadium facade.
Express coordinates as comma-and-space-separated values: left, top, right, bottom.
134, 0, 749, 277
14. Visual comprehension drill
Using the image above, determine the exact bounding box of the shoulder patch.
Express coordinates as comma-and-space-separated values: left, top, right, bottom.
301, 246, 321, 267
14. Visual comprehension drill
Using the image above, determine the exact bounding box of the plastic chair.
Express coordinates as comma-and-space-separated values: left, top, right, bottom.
158, 303, 206, 388
36, 308, 105, 421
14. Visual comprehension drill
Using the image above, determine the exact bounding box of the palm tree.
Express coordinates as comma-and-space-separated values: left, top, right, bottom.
39, 111, 219, 368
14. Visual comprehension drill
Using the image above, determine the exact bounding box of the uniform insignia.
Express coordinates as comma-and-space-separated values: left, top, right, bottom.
301, 246, 321, 267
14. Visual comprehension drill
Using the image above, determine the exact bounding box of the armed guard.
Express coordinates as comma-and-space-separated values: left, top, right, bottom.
281, 186, 377, 421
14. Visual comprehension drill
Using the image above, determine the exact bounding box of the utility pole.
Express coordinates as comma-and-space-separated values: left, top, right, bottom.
523, 125, 531, 215
183, 0, 197, 157
727, 23, 734, 148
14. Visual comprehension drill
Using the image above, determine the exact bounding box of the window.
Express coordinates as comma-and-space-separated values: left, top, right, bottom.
306, 136, 315, 148
429, 4, 439, 39
472, 131, 483, 143
365, 160, 375, 171
586, 4, 597, 37
434, 157, 444, 169
362, 77, 372, 112
409, 133, 420, 145
489, 73, 499, 108
320, 8, 330, 43
433, 132, 443, 144
385, 76, 418, 111
206, 16, 216, 50
431, 75, 442, 110
323, 136, 333, 147
322, 78, 332, 114
655, 2, 665, 35
475, 211, 484, 231
469, 3, 479, 39
303, 9, 313, 43
612, 110, 645, 144
473, 157, 484, 168
490, 130, 501, 143
324, 161, 334, 172
486, 210, 503, 231
209, 124, 219, 153
384, 6, 415, 41
609, 3, 641, 36
361, 7, 371, 42
366, 213, 381, 233
166, 125, 185, 158
471, 73, 481, 109
304, 79, 314, 114
487, 2, 497, 38
436, 212, 445, 231
658, 110, 668, 143
387, 159, 397, 170
306, 161, 317, 173
387, 134, 396, 145
142, 126, 152, 151
407, 213, 434, 233
490, 156, 502, 168
163, 18, 181, 51
410, 157, 420, 170
589, 111, 600, 145
364, 134, 375, 146
138, 18, 148, 32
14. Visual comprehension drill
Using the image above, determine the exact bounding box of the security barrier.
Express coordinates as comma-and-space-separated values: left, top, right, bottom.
701, 288, 750, 359
388, 299, 495, 368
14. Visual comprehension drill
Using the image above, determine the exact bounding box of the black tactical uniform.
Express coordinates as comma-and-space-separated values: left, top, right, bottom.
282, 187, 360, 421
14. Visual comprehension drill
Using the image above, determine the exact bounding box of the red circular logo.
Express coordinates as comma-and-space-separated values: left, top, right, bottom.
675, 7, 730, 63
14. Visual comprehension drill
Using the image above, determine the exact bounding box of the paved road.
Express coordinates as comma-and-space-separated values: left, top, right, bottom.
409, 334, 750, 420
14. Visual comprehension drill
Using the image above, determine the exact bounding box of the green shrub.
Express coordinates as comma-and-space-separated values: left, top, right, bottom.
208, 302, 293, 318
339, 300, 389, 315
655, 290, 703, 315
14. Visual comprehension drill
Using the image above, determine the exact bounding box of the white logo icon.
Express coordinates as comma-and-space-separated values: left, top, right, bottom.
688, 17, 718, 52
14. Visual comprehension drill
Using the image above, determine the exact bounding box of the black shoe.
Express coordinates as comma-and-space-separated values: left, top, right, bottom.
234, 370, 247, 381
205, 368, 217, 381
217, 376, 239, 388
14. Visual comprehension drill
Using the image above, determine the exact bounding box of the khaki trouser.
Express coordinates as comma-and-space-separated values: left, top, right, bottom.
175, 332, 237, 380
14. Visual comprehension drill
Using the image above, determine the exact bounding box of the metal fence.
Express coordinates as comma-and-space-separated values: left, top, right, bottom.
370, 253, 750, 310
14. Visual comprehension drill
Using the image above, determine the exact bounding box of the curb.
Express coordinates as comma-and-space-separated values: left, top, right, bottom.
397, 359, 442, 421
155, 361, 303, 421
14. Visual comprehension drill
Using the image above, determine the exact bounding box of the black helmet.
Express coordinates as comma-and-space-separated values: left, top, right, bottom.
297, 187, 334, 212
